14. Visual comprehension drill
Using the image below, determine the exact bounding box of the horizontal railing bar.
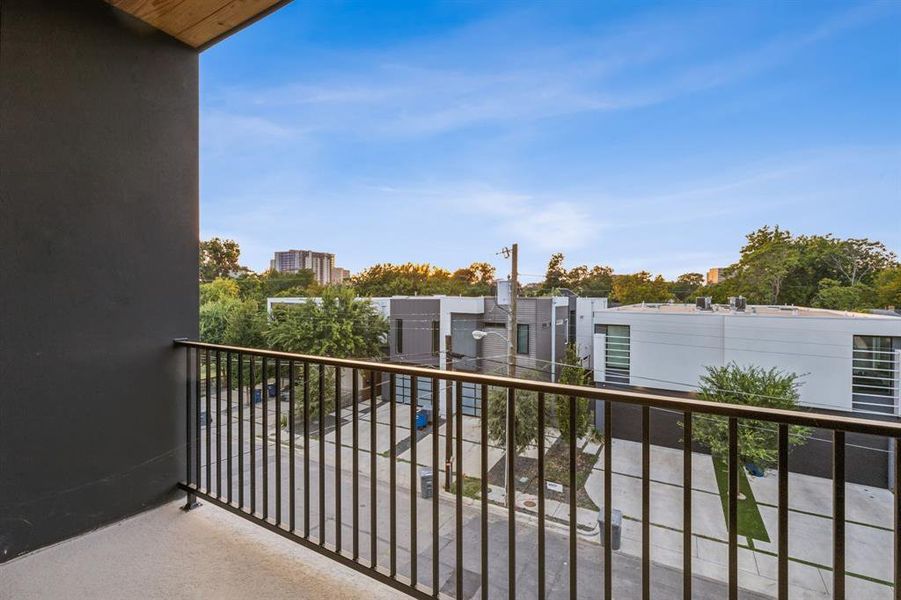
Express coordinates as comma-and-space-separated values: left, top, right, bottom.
174, 340, 901, 436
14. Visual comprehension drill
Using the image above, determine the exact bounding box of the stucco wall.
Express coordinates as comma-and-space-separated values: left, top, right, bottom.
0, 0, 198, 561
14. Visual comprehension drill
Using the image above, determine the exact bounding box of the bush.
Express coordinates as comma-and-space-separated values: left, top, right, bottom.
687, 363, 809, 470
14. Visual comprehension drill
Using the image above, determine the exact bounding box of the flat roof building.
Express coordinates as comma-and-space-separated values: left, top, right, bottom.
591, 302, 901, 415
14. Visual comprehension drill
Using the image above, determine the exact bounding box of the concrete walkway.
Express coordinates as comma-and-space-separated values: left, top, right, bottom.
0, 499, 406, 600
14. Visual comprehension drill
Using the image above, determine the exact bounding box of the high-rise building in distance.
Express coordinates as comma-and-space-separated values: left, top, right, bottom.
271, 249, 338, 285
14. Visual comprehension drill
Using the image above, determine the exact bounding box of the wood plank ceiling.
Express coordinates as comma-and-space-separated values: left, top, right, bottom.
106, 0, 289, 49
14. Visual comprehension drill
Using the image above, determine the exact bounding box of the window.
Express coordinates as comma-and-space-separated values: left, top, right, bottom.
516, 324, 529, 355
395, 319, 403, 354
595, 324, 630, 384
852, 335, 897, 414
395, 375, 434, 408
460, 382, 482, 416
431, 320, 440, 354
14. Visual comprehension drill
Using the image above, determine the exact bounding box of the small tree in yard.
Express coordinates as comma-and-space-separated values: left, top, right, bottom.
552, 344, 602, 444
486, 344, 600, 454
689, 363, 808, 470
486, 382, 541, 454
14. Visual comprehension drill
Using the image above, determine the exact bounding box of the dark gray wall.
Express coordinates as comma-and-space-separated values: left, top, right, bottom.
389, 299, 440, 365
601, 402, 891, 488
0, 0, 198, 561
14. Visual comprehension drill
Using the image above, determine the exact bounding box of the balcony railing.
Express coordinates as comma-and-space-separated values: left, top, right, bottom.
174, 340, 901, 600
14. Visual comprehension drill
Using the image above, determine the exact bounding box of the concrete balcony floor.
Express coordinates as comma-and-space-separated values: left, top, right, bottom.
0, 499, 405, 600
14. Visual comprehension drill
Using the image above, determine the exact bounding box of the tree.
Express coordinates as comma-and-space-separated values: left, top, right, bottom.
812, 278, 876, 312
611, 271, 672, 304
199, 298, 236, 344
733, 226, 800, 304
485, 383, 541, 454
551, 344, 600, 443
452, 262, 496, 296
875, 265, 901, 309
351, 263, 463, 297
673, 272, 704, 301
542, 253, 568, 292
200, 277, 240, 305
687, 363, 808, 470
224, 299, 266, 348
827, 238, 895, 286
199, 238, 243, 282
486, 345, 599, 455
264, 286, 388, 359
539, 253, 614, 296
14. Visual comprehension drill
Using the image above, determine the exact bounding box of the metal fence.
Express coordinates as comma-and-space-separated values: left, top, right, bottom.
175, 340, 901, 600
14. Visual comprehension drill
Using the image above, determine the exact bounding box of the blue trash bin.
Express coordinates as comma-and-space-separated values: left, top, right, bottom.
252, 388, 262, 404
415, 409, 428, 430
267, 383, 277, 397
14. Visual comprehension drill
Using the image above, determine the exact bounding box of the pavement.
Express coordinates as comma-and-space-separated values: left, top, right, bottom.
190, 394, 778, 599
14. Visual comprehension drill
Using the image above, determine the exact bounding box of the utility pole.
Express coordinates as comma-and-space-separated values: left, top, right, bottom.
508, 243, 518, 378
444, 334, 453, 491
500, 243, 518, 510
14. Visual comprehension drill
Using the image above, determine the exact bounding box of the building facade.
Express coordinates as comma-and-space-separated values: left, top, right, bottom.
591, 303, 901, 415
331, 267, 351, 284
707, 267, 726, 284
271, 249, 338, 285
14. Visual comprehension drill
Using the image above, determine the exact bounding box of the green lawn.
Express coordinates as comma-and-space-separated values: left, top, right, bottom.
711, 456, 770, 542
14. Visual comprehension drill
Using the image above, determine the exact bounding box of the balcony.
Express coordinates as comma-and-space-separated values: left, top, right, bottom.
3, 340, 899, 598
2, 4, 899, 600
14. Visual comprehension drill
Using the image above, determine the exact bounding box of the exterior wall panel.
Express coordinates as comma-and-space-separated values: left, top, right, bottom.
0, 0, 198, 561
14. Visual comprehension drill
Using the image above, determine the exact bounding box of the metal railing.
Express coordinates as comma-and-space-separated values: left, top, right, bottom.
175, 340, 901, 600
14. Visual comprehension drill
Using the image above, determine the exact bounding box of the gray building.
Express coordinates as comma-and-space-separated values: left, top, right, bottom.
270, 249, 338, 285
386, 295, 571, 416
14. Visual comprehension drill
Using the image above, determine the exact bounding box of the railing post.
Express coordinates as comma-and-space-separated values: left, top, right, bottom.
182, 345, 200, 511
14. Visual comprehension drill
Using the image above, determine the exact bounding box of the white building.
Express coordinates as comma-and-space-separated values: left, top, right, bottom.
591, 302, 901, 415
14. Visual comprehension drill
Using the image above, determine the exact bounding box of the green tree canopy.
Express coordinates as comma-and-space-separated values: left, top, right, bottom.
611, 271, 672, 304
700, 227, 897, 310
264, 286, 388, 359
875, 265, 901, 309
812, 278, 876, 312
688, 363, 809, 470
672, 272, 705, 301
452, 262, 497, 296
539, 253, 613, 296
199, 238, 244, 282
351, 262, 464, 296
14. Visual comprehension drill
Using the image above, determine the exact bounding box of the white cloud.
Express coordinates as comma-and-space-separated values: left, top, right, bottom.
203, 4, 889, 141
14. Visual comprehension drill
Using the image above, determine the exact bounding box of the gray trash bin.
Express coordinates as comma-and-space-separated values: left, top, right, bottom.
597, 508, 622, 550
420, 468, 433, 499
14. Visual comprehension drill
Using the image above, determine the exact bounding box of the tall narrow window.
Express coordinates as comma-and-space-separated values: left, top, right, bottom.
852, 335, 897, 414
516, 324, 529, 355
431, 320, 440, 354
396, 319, 403, 354
595, 324, 630, 384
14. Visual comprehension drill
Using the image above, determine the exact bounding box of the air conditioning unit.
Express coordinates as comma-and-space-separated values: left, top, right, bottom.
696, 296, 712, 311
733, 296, 747, 312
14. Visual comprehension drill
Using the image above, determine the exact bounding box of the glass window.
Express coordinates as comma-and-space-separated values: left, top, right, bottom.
852, 335, 896, 414
395, 375, 433, 408
516, 324, 529, 355
460, 382, 482, 416
595, 324, 630, 384
395, 319, 403, 354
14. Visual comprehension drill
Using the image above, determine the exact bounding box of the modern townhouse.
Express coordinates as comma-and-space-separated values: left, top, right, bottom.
268, 294, 602, 416
589, 299, 901, 486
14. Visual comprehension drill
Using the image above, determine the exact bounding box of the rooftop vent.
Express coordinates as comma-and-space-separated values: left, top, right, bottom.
729, 296, 747, 312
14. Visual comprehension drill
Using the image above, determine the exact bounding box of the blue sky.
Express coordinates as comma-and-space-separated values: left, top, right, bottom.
200, 0, 900, 281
